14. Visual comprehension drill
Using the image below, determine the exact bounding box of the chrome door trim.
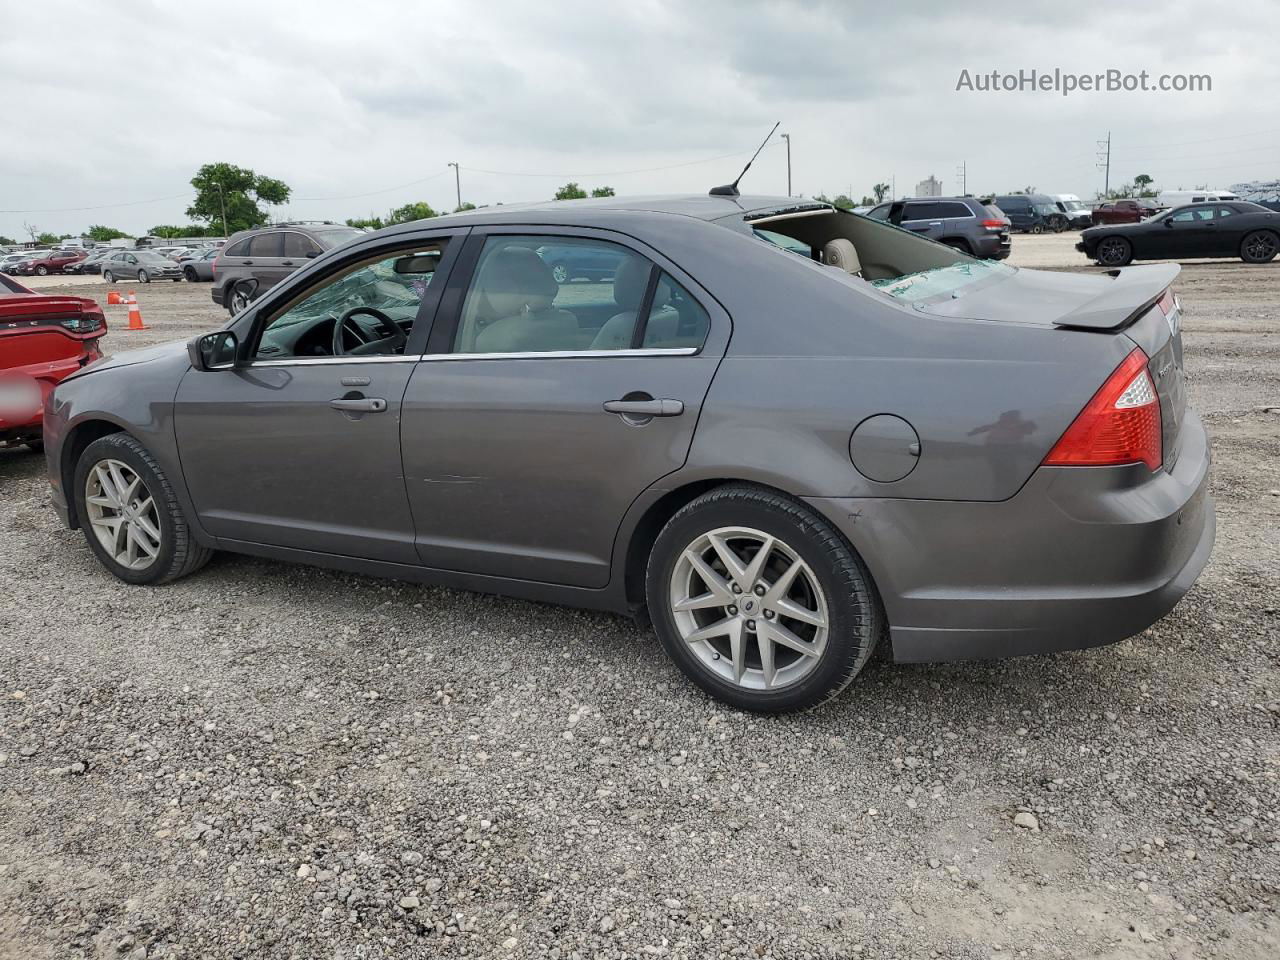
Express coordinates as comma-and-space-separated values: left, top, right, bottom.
246, 355, 420, 367
418, 347, 699, 362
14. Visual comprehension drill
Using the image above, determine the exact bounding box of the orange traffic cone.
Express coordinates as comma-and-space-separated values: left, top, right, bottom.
125, 293, 148, 331
106, 291, 124, 305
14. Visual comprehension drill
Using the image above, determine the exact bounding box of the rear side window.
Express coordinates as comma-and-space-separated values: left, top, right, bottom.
937, 202, 974, 219
1215, 206, 1236, 218
452, 235, 709, 355
983, 204, 1006, 220
865, 204, 891, 221
283, 233, 321, 258
247, 233, 282, 257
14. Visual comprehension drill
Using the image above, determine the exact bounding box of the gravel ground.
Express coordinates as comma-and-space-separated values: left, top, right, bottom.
2, 237, 1278, 959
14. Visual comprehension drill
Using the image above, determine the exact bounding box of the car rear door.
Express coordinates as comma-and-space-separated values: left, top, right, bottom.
399, 227, 730, 588
899, 201, 944, 239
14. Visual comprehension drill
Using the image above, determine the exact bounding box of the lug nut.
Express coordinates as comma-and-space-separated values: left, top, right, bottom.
727, 605, 738, 616
731, 584, 742, 594
745, 619, 756, 631
764, 610, 775, 620
754, 585, 766, 596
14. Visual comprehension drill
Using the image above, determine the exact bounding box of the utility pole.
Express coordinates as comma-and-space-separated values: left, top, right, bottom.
216, 182, 228, 238
1097, 132, 1111, 197
780, 133, 791, 196
956, 161, 967, 195
448, 162, 461, 211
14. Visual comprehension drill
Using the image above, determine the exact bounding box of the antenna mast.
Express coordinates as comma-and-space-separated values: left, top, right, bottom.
710, 122, 781, 197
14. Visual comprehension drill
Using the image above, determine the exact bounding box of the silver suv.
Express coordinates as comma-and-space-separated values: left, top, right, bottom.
211, 222, 364, 314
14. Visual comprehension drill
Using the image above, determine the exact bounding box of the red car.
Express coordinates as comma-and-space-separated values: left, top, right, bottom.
1090, 199, 1162, 225
13, 250, 87, 276
0, 274, 106, 450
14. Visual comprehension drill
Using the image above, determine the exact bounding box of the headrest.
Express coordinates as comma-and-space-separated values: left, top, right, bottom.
479, 246, 559, 316
821, 238, 861, 275
613, 256, 671, 311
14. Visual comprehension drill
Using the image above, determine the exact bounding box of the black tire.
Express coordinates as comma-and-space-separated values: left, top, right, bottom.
184, 267, 197, 281
173, 278, 182, 282
138, 269, 150, 283
228, 282, 254, 315
103, 270, 115, 283
24, 439, 44, 454
646, 484, 882, 712
36, 265, 49, 276
1030, 223, 1044, 235
1240, 230, 1279, 264
551, 262, 569, 284
1095, 236, 1133, 267
73, 432, 213, 586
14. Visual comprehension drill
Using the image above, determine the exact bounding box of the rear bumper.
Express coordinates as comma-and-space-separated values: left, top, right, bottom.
805, 411, 1214, 663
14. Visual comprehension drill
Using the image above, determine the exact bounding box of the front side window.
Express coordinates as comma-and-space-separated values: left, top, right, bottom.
902, 203, 940, 222
1171, 207, 1214, 222
254, 244, 446, 359
452, 236, 709, 354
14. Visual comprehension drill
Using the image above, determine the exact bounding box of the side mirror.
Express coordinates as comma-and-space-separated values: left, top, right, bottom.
187, 330, 239, 371
1165, 218, 1175, 227
305, 250, 321, 259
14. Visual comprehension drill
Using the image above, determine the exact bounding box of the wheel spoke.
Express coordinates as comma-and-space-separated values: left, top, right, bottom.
758, 630, 776, 688
134, 512, 162, 544
94, 464, 120, 506
684, 617, 737, 645
86, 494, 116, 509
683, 550, 733, 602
759, 619, 820, 658
763, 558, 804, 605
707, 532, 747, 584
673, 591, 729, 613
771, 596, 826, 628
728, 619, 746, 683
740, 535, 775, 588
133, 525, 160, 558
107, 462, 130, 504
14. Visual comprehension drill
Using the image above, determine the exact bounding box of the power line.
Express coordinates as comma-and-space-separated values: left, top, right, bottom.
0, 193, 192, 214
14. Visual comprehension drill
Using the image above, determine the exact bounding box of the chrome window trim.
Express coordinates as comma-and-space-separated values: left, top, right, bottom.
243, 347, 699, 368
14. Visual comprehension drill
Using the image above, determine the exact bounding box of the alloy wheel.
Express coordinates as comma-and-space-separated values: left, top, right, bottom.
103, 270, 114, 282
84, 458, 162, 571
1244, 232, 1277, 262
669, 526, 829, 691
139, 269, 150, 283
551, 263, 569, 283
1097, 237, 1130, 266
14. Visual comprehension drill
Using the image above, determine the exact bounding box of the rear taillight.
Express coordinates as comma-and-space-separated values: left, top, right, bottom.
1044, 348, 1162, 471
981, 218, 1007, 229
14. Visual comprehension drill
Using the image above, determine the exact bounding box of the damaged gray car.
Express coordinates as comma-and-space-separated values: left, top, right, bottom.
43, 192, 1213, 711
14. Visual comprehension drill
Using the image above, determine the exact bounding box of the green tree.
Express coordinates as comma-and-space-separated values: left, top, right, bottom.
386, 201, 438, 225
186, 162, 291, 235
1133, 173, 1156, 197
36, 232, 60, 246
832, 194, 854, 210
590, 186, 615, 198
872, 182, 890, 202
346, 215, 385, 230
0, 235, 14, 246
87, 224, 131, 243
554, 182, 588, 201
454, 202, 477, 213
149, 224, 209, 239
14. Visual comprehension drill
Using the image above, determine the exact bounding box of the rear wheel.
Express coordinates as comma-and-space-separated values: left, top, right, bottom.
103, 270, 115, 283
1096, 236, 1133, 267
1030, 223, 1045, 235
551, 262, 569, 283
646, 485, 881, 712
138, 269, 150, 283
229, 282, 254, 315
184, 267, 196, 281
74, 433, 213, 585
1241, 230, 1278, 264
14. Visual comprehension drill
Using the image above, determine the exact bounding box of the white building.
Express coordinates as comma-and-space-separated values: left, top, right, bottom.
915, 175, 942, 197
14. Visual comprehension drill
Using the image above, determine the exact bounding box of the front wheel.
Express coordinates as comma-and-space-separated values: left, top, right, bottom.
1241, 230, 1278, 264
646, 485, 881, 712
74, 432, 213, 585
551, 262, 569, 283
1095, 236, 1133, 267
36, 265, 49, 276
1030, 223, 1044, 235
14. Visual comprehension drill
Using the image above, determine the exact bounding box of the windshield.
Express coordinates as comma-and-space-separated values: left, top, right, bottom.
312, 227, 365, 247
1062, 201, 1088, 211
872, 260, 1015, 303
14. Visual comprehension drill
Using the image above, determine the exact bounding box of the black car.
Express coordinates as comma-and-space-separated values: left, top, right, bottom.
863, 196, 1011, 259
65, 250, 117, 275
1077, 201, 1280, 266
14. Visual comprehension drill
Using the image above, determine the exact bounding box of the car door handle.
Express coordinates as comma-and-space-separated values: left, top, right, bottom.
330, 397, 387, 413
928, 221, 942, 226
281, 260, 295, 266
603, 398, 683, 417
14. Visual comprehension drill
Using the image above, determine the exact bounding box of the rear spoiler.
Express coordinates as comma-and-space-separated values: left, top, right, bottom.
1052, 263, 1180, 331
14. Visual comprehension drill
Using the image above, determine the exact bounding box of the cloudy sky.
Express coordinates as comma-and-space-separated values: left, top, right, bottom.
2, 0, 1278, 240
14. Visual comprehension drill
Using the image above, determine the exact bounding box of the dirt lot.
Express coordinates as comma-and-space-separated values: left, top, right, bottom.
2, 235, 1278, 959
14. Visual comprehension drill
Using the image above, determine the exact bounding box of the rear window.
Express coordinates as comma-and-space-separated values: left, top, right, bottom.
983, 204, 1006, 220
753, 228, 812, 258
873, 261, 1015, 303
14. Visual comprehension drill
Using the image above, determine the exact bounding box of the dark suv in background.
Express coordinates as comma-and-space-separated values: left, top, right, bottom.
864, 196, 1011, 259
212, 222, 365, 314
992, 194, 1068, 233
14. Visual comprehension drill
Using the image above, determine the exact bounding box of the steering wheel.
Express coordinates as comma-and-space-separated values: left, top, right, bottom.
331, 306, 407, 357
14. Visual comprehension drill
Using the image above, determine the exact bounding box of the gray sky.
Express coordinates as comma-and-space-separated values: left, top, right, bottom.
3, 0, 1278, 240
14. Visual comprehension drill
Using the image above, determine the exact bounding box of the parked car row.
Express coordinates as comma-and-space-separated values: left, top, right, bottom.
1078, 200, 1280, 265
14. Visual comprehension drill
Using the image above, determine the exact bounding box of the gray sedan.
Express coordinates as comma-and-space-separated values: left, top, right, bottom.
42, 193, 1213, 712
181, 248, 219, 282
100, 250, 184, 283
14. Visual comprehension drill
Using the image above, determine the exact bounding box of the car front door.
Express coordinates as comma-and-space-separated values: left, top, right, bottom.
1210, 206, 1243, 256
172, 232, 464, 562
1154, 207, 1214, 258
399, 228, 729, 588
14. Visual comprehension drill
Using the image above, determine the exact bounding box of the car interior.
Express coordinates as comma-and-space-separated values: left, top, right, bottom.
749, 207, 969, 282
452, 236, 708, 354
